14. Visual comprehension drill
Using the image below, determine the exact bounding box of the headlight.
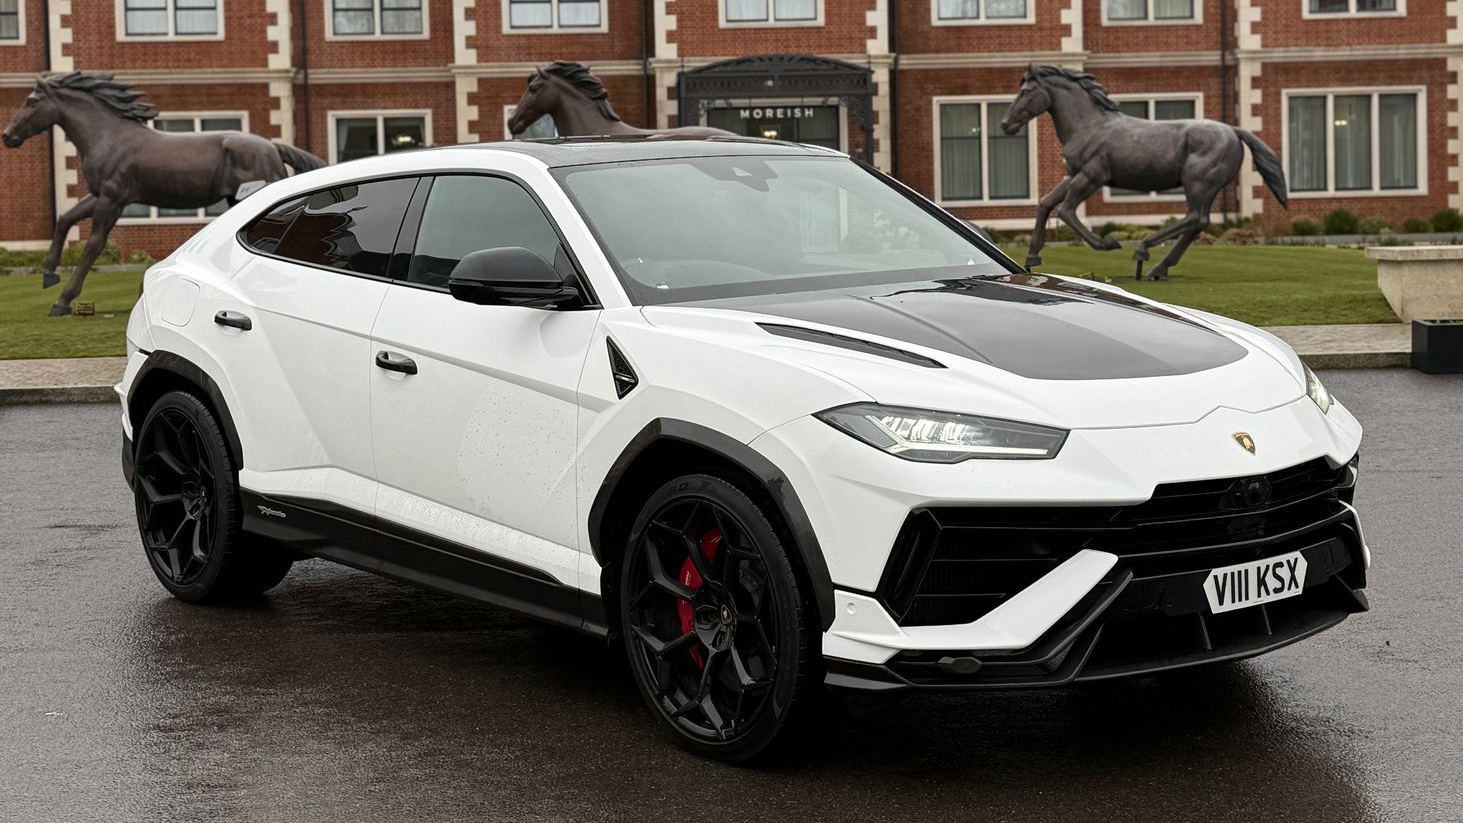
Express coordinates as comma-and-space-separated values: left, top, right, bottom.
816, 403, 1068, 463
1304, 365, 1332, 414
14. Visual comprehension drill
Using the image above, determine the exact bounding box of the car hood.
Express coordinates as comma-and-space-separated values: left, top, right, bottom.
641, 273, 1309, 430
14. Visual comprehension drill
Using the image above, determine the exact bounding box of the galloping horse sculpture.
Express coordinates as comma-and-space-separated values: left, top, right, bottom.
1000, 65, 1288, 280
508, 61, 734, 139
2, 72, 326, 315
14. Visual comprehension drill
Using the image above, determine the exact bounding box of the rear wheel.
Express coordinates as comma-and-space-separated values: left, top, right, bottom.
619, 474, 816, 762
133, 390, 292, 602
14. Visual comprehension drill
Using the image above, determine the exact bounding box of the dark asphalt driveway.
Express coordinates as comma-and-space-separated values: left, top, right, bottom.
2, 369, 1460, 822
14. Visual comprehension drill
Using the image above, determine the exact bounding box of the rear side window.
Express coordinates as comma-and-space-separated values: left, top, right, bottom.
241, 196, 306, 254
405, 175, 562, 288
246, 178, 417, 278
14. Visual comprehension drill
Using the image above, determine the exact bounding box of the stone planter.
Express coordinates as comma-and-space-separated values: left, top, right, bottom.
1412, 320, 1463, 374
1366, 246, 1463, 321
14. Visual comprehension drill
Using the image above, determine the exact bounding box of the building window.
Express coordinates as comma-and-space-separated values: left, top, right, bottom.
504, 105, 557, 139
123, 0, 220, 37
1104, 0, 1196, 22
933, 0, 1031, 23
935, 99, 1032, 204
724, 0, 818, 25
1108, 97, 1198, 197
0, 0, 20, 41
331, 0, 424, 36
331, 113, 430, 164
121, 115, 244, 221
1287, 90, 1421, 195
1306, 0, 1399, 15
505, 0, 603, 29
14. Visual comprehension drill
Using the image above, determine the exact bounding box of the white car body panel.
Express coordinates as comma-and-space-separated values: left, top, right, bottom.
825, 550, 1119, 663
369, 285, 599, 584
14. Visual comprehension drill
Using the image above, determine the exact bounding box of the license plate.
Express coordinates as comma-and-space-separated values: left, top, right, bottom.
1202, 551, 1308, 614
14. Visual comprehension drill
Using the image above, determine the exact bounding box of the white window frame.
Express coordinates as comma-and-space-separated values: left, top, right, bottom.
115, 0, 225, 41
930, 0, 1036, 26
1301, 0, 1405, 19
0, 0, 26, 46
1100, 0, 1202, 25
503, 104, 558, 139
324, 0, 430, 41
118, 111, 249, 224
327, 110, 433, 164
1104, 93, 1204, 202
1281, 87, 1427, 198
719, 0, 824, 28
500, 0, 608, 33
932, 95, 1039, 207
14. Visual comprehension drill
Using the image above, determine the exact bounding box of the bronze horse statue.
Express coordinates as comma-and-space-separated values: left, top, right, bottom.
2, 72, 326, 315
508, 61, 734, 140
1001, 65, 1287, 280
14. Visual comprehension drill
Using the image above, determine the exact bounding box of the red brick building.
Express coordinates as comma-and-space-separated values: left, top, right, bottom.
1, 0, 1456, 255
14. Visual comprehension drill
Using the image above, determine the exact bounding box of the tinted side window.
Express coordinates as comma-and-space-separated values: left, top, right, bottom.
241, 196, 306, 254
406, 176, 562, 288
272, 178, 418, 277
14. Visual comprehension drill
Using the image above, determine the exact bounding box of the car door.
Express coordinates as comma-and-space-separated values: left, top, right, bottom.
210, 176, 420, 518
368, 173, 600, 589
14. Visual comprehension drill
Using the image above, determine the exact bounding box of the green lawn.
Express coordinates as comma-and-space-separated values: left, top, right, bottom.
1001, 244, 1398, 327
0, 246, 1397, 360
0, 269, 144, 360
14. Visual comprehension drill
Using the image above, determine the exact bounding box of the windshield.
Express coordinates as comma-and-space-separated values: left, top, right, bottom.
554, 155, 1011, 305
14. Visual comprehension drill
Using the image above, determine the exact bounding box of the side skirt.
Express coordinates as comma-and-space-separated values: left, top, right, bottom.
240, 490, 608, 638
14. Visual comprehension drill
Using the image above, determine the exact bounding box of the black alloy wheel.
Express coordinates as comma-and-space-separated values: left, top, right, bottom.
133, 390, 292, 601
620, 474, 814, 762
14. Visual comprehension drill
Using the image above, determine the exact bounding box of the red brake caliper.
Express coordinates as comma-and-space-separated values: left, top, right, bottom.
677, 529, 722, 668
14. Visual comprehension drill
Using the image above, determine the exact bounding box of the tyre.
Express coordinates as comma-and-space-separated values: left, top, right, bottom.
619, 473, 816, 762
132, 390, 293, 602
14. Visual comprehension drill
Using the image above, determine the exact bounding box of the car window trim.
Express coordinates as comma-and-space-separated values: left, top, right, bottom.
235, 171, 425, 284
236, 167, 601, 308
387, 169, 600, 308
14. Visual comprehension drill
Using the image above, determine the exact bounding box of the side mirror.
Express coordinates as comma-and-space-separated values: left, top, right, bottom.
447, 247, 580, 308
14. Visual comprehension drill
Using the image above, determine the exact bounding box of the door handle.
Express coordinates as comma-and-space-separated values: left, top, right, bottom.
213, 310, 252, 331
375, 350, 418, 375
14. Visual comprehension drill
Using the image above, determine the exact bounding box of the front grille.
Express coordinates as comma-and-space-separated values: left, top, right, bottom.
879, 455, 1360, 627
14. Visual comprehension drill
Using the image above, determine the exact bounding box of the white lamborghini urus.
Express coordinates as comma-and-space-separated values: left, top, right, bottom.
118, 138, 1369, 762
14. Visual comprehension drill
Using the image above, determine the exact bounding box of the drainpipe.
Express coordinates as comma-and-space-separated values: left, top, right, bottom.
888, 0, 899, 177
1219, 0, 1233, 220
642, 0, 653, 128
41, 0, 56, 228
297, 0, 312, 153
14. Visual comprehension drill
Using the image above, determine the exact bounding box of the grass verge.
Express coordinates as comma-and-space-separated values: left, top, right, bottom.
1003, 244, 1397, 327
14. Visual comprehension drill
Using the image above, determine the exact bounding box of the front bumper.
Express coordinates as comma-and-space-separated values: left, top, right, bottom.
819, 455, 1369, 691
826, 553, 1367, 692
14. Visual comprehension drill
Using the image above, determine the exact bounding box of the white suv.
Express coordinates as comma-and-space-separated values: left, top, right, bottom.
119, 138, 1369, 761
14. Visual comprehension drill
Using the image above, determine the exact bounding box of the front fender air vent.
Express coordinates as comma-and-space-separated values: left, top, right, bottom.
758, 323, 945, 369
606, 338, 638, 399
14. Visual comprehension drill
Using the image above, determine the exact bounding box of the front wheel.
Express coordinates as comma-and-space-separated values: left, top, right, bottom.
132, 390, 293, 602
619, 474, 817, 762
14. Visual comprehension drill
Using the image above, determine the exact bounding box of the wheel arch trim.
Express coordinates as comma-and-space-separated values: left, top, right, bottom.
127, 350, 245, 472
587, 418, 836, 630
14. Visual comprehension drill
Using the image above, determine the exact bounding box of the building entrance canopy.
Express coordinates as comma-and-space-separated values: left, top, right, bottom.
676, 54, 874, 159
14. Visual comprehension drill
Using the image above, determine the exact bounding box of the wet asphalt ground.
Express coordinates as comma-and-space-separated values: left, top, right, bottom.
2, 368, 1461, 823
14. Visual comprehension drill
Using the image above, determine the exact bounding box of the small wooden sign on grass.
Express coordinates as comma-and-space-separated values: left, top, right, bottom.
72, 302, 95, 317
